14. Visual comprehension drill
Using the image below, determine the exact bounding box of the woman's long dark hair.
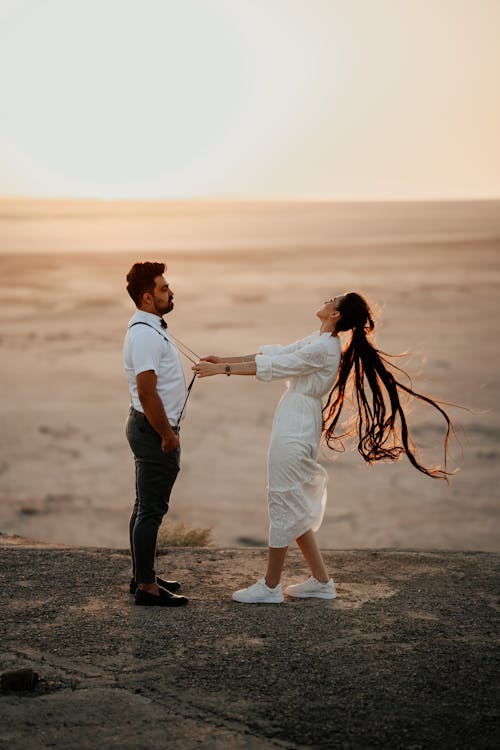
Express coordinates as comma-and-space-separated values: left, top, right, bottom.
322, 292, 453, 479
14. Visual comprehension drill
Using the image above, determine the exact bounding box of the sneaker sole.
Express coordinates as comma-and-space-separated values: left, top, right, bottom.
232, 595, 283, 604
285, 591, 337, 599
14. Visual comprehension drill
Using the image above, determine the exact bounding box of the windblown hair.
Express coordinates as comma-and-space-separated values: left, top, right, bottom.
322, 292, 452, 479
126, 261, 165, 307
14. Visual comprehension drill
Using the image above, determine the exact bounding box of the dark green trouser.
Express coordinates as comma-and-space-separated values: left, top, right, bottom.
126, 408, 180, 584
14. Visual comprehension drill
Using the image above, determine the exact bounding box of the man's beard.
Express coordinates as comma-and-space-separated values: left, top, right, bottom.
154, 298, 174, 315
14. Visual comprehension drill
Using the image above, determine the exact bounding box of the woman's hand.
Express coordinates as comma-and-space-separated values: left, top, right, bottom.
192, 361, 223, 378
199, 355, 221, 364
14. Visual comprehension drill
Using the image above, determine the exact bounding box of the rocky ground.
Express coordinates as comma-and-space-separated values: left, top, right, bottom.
1, 536, 499, 749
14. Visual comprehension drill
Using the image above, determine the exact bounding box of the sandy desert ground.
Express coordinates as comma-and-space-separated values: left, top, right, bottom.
0, 199, 499, 550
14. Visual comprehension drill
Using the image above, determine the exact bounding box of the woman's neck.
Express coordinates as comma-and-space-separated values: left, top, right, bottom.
319, 321, 337, 336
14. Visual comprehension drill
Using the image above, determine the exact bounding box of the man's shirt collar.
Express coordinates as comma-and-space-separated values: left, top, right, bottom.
129, 310, 166, 329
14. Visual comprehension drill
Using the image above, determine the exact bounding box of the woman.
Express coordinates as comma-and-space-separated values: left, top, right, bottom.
193, 292, 452, 604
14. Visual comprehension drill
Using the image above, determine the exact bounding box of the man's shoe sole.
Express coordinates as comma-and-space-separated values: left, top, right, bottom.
135, 598, 188, 607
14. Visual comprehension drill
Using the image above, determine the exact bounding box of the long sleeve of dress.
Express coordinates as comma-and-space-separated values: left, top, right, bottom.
256, 339, 329, 382
259, 333, 316, 358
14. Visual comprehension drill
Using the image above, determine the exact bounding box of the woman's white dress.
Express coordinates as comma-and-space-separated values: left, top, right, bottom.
255, 332, 341, 547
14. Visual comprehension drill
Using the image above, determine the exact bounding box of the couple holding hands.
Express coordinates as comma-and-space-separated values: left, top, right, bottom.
124, 261, 452, 607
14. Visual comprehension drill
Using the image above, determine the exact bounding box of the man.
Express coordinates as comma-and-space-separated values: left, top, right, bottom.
124, 261, 188, 607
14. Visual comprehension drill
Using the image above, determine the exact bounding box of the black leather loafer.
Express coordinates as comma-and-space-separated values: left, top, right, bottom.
135, 587, 188, 607
130, 577, 181, 595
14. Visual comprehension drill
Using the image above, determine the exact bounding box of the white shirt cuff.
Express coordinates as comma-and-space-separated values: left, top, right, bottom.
255, 354, 273, 381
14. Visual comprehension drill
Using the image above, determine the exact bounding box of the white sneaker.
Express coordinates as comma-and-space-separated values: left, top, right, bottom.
284, 576, 337, 599
232, 577, 284, 604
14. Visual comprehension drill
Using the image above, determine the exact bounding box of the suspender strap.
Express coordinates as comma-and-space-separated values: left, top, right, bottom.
128, 321, 195, 431
176, 373, 196, 427
129, 321, 169, 340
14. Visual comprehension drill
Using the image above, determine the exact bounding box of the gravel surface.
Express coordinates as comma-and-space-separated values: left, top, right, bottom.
1, 538, 499, 749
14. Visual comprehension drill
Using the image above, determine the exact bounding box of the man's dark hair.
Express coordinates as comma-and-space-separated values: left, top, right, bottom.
126, 262, 165, 307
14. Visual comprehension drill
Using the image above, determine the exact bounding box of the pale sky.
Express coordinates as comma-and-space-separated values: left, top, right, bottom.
0, 0, 499, 200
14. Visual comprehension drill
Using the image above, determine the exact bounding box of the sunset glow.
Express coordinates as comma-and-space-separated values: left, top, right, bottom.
0, 0, 499, 199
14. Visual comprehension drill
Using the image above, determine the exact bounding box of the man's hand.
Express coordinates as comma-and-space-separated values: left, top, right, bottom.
161, 433, 179, 453
137, 370, 178, 446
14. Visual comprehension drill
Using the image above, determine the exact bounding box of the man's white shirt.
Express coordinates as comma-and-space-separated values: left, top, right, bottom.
123, 310, 187, 426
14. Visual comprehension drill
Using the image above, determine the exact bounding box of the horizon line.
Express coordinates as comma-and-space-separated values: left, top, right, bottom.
1, 195, 500, 205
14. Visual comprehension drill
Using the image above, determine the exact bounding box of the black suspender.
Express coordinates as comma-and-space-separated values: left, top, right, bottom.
129, 321, 169, 340
128, 321, 196, 430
